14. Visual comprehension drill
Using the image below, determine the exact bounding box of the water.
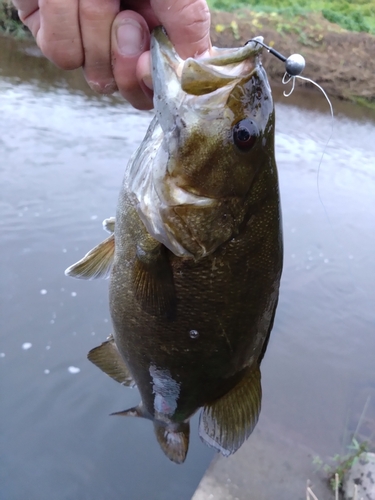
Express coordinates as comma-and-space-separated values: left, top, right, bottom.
1, 36, 374, 499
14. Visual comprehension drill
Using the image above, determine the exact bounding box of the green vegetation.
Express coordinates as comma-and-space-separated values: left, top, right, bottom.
207, 0, 375, 35
310, 392, 375, 495
0, 1, 29, 38
352, 96, 375, 111
2, 0, 375, 37
313, 438, 369, 492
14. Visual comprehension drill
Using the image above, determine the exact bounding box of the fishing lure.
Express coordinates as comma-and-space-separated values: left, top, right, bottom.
247, 38, 334, 218
246, 37, 331, 106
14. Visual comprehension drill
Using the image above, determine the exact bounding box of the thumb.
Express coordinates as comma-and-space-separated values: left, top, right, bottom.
151, 0, 211, 59
111, 11, 153, 109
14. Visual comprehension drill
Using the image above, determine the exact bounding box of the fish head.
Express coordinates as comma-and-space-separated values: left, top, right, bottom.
152, 27, 275, 201
129, 27, 277, 259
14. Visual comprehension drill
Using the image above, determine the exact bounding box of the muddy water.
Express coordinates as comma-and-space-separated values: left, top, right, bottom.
1, 36, 374, 500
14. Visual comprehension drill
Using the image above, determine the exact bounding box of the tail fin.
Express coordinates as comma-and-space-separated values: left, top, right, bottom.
154, 422, 190, 464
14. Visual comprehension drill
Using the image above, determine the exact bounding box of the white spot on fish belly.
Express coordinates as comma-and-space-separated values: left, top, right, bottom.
22, 342, 32, 350
150, 365, 180, 416
40, 289, 47, 295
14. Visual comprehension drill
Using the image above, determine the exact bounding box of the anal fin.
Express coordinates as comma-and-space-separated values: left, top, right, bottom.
154, 422, 190, 464
199, 365, 262, 456
65, 234, 115, 280
87, 335, 135, 387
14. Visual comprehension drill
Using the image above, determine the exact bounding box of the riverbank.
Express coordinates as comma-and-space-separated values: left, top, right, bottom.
1, 3, 375, 105
209, 9, 375, 106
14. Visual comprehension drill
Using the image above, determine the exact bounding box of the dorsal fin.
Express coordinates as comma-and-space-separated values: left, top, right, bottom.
154, 422, 190, 464
65, 234, 115, 280
87, 335, 135, 387
199, 365, 262, 456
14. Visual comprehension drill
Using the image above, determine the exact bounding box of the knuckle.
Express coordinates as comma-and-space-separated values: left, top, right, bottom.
38, 37, 83, 70
79, 0, 118, 22
179, 0, 210, 25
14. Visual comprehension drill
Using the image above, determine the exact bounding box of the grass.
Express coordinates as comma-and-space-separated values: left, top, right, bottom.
313, 438, 369, 492
306, 474, 340, 500
3, 0, 375, 37
352, 96, 375, 111
0, 0, 30, 38
309, 393, 375, 499
306, 473, 363, 500
207, 0, 375, 35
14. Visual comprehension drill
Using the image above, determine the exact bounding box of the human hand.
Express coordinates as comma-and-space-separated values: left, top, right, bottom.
12, 0, 211, 110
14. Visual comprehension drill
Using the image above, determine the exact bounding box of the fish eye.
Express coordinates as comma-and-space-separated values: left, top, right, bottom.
232, 119, 259, 151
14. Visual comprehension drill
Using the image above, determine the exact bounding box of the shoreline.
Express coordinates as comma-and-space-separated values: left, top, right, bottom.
1, 4, 375, 106
210, 10, 375, 107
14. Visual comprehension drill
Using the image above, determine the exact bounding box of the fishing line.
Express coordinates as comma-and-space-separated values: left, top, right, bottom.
247, 38, 362, 294
246, 37, 335, 221
281, 72, 335, 221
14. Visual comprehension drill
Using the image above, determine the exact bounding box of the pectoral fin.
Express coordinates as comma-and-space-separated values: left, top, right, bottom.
87, 335, 135, 387
199, 365, 262, 456
154, 422, 190, 464
65, 234, 115, 280
133, 233, 176, 319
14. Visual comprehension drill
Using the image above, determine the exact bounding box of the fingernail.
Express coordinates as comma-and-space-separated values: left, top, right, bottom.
88, 80, 118, 95
116, 20, 144, 56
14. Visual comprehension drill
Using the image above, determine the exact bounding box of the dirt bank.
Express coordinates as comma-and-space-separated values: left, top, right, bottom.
211, 10, 375, 104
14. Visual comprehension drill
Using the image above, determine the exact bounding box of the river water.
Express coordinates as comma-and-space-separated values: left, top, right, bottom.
1, 36, 374, 500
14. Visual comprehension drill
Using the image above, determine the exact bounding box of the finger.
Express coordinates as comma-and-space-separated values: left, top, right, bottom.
119, 0, 159, 29
13, 0, 40, 38
79, 0, 120, 94
137, 51, 152, 91
111, 10, 153, 110
151, 0, 211, 58
37, 0, 83, 70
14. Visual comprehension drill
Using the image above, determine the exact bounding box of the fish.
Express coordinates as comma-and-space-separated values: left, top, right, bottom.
65, 27, 283, 464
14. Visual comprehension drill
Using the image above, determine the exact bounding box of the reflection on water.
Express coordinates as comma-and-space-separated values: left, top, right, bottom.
1, 36, 375, 499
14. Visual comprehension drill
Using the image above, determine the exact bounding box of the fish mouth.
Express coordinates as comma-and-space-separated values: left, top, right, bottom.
151, 25, 263, 74
151, 27, 265, 131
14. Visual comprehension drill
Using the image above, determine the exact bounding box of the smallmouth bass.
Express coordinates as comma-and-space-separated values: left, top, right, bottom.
66, 27, 283, 464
